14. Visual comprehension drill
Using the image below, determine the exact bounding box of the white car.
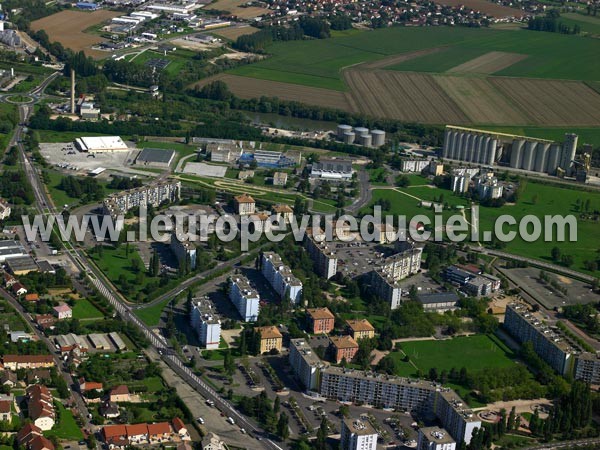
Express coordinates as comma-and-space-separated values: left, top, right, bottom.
227, 417, 235, 425
197, 417, 205, 424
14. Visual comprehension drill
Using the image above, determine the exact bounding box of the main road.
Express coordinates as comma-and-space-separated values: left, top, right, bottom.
12, 74, 282, 450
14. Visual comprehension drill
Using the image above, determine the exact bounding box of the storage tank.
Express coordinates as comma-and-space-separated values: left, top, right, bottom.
547, 144, 561, 174
354, 127, 369, 136
371, 129, 386, 147
481, 142, 490, 165
510, 139, 525, 168
476, 135, 486, 163
534, 143, 550, 173
343, 131, 355, 144
358, 133, 372, 147
337, 124, 353, 140
522, 141, 537, 171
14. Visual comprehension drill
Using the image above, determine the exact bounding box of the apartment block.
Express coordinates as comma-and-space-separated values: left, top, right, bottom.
319, 367, 436, 414
370, 269, 402, 310
103, 180, 181, 218
377, 242, 423, 281
257, 326, 283, 354
341, 418, 377, 450
170, 234, 197, 270
418, 427, 456, 450
261, 252, 303, 304
307, 308, 335, 334
433, 390, 481, 446
504, 303, 574, 376
229, 276, 260, 322
329, 336, 359, 364
400, 159, 430, 173
346, 319, 375, 340
574, 353, 600, 385
303, 232, 338, 279
190, 298, 221, 350
289, 339, 328, 391
234, 194, 255, 215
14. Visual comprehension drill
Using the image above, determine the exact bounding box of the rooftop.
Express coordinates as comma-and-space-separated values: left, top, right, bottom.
343, 418, 377, 436
346, 319, 374, 332
257, 326, 283, 340
420, 426, 455, 444
234, 193, 255, 204
136, 147, 175, 164
307, 307, 335, 320
330, 335, 359, 349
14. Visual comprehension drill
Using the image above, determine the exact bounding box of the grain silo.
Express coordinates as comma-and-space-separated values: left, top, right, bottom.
534, 143, 550, 173
547, 144, 561, 174
371, 130, 386, 147
354, 127, 369, 136
560, 133, 578, 172
466, 135, 477, 162
510, 139, 525, 169
337, 124, 353, 140
343, 131, 355, 145
480, 138, 490, 164
522, 141, 537, 171
486, 138, 497, 165
443, 129, 452, 158
452, 132, 464, 160
358, 133, 372, 147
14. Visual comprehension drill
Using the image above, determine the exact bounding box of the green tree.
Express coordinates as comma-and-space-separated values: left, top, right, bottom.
276, 413, 289, 441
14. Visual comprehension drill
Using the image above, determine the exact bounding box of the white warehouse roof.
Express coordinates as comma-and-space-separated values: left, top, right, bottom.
75, 136, 129, 153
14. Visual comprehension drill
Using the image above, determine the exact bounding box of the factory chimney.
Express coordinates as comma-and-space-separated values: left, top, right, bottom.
70, 69, 75, 114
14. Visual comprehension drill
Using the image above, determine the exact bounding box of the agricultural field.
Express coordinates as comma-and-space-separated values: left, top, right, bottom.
224, 26, 600, 126
30, 10, 119, 58
390, 334, 517, 377
560, 13, 600, 36
343, 71, 469, 124
212, 26, 259, 40
447, 51, 528, 74
433, 0, 526, 18
194, 74, 352, 110
205, 0, 270, 19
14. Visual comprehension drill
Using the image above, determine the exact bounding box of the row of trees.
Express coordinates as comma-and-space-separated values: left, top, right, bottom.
58, 175, 104, 201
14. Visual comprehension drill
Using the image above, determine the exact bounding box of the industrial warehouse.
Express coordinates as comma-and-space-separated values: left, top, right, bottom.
442, 126, 580, 177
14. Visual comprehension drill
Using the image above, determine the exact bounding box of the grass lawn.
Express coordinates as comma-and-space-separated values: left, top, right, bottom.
134, 297, 171, 327
72, 299, 104, 320
45, 402, 84, 441
141, 376, 164, 393
390, 334, 517, 377
363, 180, 600, 276
229, 27, 600, 90
44, 170, 80, 208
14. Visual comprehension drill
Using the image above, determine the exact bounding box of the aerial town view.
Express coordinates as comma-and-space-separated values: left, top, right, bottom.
0, 0, 599, 449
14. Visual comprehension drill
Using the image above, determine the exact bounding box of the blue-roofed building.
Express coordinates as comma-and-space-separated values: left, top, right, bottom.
76, 2, 99, 10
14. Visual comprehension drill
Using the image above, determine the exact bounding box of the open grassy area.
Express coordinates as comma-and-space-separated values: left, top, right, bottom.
45, 402, 84, 441
131, 48, 195, 76
72, 299, 104, 320
229, 27, 600, 90
390, 334, 517, 377
44, 170, 80, 208
363, 179, 600, 276
134, 297, 171, 327
561, 13, 600, 36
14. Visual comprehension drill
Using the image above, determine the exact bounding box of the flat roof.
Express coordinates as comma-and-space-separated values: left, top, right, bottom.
417, 292, 459, 304
6, 256, 38, 271
137, 147, 176, 164
75, 136, 128, 152
343, 418, 377, 436
420, 426, 455, 444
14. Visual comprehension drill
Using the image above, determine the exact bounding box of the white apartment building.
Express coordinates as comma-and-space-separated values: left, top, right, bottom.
434, 390, 481, 446
304, 232, 338, 279
289, 339, 328, 391
170, 234, 197, 270
377, 242, 423, 281
418, 427, 456, 450
190, 298, 221, 350
341, 419, 377, 450
103, 180, 181, 218
401, 159, 430, 173
370, 269, 402, 309
229, 276, 260, 322
261, 252, 303, 304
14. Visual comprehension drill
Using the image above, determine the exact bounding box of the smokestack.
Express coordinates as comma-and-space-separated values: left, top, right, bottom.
70, 69, 75, 114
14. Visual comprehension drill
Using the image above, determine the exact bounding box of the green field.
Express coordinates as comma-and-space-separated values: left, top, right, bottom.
560, 13, 600, 36
72, 299, 104, 320
363, 180, 600, 275
134, 297, 170, 327
45, 402, 84, 441
131, 48, 196, 76
390, 334, 517, 377
229, 27, 600, 90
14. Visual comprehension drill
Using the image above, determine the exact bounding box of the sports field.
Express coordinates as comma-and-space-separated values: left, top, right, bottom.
390, 334, 517, 377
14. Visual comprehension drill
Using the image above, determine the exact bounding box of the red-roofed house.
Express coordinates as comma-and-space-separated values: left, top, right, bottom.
109, 385, 130, 403
17, 423, 43, 448
0, 399, 12, 422
3, 355, 55, 371
25, 293, 39, 302
12, 282, 27, 296
79, 378, 103, 393
126, 424, 148, 444
147, 422, 171, 443
172, 418, 190, 440
27, 385, 55, 430
102, 425, 128, 449
35, 314, 56, 330
29, 436, 55, 450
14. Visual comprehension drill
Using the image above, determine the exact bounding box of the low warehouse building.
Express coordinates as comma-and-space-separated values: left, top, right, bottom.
135, 148, 176, 169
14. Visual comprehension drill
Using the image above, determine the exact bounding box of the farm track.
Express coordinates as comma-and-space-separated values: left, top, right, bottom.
447, 51, 528, 74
